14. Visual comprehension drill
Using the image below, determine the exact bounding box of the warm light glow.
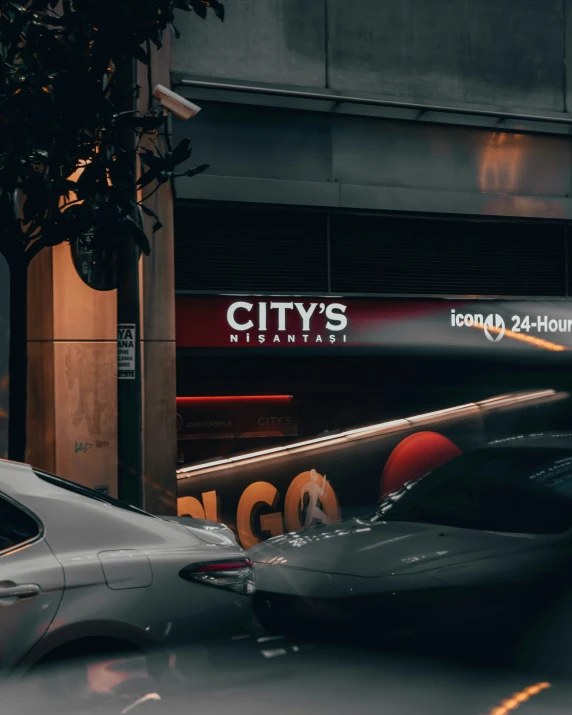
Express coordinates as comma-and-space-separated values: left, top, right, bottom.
479, 132, 527, 194
177, 390, 563, 479
486, 682, 550, 715
408, 404, 476, 422
473, 322, 567, 352
60, 159, 91, 209
60, 150, 111, 210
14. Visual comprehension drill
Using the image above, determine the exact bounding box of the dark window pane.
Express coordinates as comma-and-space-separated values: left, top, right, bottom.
0, 497, 39, 551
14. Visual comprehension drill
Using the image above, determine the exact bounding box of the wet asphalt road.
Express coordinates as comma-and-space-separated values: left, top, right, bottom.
164, 627, 572, 715
7, 616, 572, 715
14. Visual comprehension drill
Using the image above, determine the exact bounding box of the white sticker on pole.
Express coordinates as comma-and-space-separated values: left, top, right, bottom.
118, 323, 136, 380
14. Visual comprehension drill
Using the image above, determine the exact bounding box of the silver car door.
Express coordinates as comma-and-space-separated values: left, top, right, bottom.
0, 494, 65, 672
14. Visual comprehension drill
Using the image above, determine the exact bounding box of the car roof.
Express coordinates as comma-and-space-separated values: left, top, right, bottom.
0, 460, 40, 494
0, 461, 202, 552
485, 432, 572, 451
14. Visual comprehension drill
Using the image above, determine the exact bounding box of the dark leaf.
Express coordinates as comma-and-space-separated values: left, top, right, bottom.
38, 16, 66, 27
139, 203, 158, 219
167, 137, 193, 167
126, 215, 151, 255
139, 203, 163, 230
42, 224, 69, 248
22, 197, 38, 224
136, 168, 159, 189
139, 148, 163, 170
189, 0, 208, 19
210, 0, 225, 20
63, 204, 94, 234
0, 0, 223, 263
176, 163, 210, 178
132, 45, 150, 65
75, 160, 105, 196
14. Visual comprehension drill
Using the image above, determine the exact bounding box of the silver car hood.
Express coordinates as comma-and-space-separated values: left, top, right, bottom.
158, 516, 239, 547
248, 518, 542, 578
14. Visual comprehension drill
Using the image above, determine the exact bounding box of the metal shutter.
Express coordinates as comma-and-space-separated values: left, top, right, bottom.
175, 203, 568, 297
330, 214, 567, 297
175, 204, 328, 292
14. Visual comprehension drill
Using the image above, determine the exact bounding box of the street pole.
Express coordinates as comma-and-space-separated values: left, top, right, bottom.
116, 58, 144, 508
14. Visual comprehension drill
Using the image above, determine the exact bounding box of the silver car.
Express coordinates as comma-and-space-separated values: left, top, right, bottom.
250, 433, 572, 644
0, 460, 254, 692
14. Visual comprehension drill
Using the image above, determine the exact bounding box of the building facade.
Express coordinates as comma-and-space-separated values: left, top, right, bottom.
20, 0, 572, 517
171, 0, 572, 536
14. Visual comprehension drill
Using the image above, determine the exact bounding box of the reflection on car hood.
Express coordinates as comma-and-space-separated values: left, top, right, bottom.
247, 518, 538, 577
158, 516, 238, 547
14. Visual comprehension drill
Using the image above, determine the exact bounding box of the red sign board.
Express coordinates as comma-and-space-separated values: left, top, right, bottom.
176, 396, 298, 440
176, 296, 572, 352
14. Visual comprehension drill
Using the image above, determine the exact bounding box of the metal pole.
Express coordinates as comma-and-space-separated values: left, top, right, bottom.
116, 58, 144, 508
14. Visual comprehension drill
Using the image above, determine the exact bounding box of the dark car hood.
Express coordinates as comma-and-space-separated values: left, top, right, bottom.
247, 517, 542, 578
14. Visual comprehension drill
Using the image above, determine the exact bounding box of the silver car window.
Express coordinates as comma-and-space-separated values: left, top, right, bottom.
34, 470, 155, 518
0, 495, 40, 553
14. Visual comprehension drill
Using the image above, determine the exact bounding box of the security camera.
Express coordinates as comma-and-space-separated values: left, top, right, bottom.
153, 84, 201, 121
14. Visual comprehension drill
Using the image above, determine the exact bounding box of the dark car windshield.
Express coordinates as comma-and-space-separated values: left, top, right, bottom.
372, 447, 572, 535
35, 470, 154, 518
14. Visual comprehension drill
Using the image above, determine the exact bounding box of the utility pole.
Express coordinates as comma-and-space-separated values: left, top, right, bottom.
115, 58, 143, 508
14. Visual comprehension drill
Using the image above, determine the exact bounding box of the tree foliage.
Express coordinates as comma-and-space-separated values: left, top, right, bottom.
0, 0, 223, 265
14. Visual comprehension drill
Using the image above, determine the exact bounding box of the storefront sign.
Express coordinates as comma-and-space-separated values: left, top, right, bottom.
176, 296, 572, 352
176, 396, 298, 439
117, 324, 136, 379
226, 300, 348, 339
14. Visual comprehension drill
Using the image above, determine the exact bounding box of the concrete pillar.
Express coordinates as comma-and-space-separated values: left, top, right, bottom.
27, 39, 177, 513
27, 244, 118, 493
138, 36, 178, 515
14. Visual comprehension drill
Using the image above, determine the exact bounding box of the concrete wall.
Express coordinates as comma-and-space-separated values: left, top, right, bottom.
173, 100, 572, 220
172, 0, 569, 112
27, 244, 118, 493
172, 0, 326, 88
27, 217, 177, 510
172, 0, 572, 220
327, 0, 564, 111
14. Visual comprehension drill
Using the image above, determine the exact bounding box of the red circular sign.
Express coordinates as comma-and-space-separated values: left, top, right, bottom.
381, 431, 463, 496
